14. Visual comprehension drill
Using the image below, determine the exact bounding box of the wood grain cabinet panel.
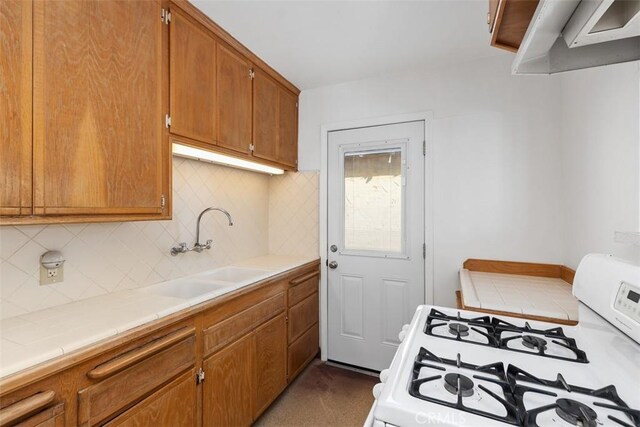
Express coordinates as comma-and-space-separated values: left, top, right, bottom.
103, 371, 196, 427
288, 271, 320, 307
77, 335, 195, 426
288, 292, 319, 344
0, 0, 32, 216
216, 43, 252, 155
490, 0, 539, 52
277, 87, 299, 169
254, 313, 287, 418
252, 69, 279, 163
288, 322, 319, 382
32, 0, 168, 216
13, 403, 64, 427
169, 7, 217, 145
202, 333, 254, 427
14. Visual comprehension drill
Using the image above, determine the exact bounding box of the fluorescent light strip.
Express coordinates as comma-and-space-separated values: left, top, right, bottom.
172, 143, 284, 175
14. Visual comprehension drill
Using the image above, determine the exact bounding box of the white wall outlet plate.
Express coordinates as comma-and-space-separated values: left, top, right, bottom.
40, 264, 64, 285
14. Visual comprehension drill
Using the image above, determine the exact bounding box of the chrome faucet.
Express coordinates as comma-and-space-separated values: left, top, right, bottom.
170, 207, 234, 256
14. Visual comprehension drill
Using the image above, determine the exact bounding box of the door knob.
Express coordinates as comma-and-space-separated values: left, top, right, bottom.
328, 261, 338, 269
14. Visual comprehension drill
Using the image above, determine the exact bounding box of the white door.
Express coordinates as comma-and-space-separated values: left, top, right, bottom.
327, 121, 425, 371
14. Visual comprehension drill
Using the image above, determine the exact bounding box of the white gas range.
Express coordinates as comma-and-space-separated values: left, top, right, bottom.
366, 254, 640, 427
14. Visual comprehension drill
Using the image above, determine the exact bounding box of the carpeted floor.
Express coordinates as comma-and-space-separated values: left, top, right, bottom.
254, 359, 378, 427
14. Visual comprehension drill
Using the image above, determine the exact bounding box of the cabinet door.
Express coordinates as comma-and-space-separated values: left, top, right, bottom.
277, 88, 298, 169
254, 313, 287, 417
0, 0, 32, 216
202, 333, 254, 427
170, 8, 216, 145
216, 43, 252, 155
104, 371, 196, 427
252, 69, 278, 162
32, 0, 168, 216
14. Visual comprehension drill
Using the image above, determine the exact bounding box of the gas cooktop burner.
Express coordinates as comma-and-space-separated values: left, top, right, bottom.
409, 348, 640, 427
555, 398, 598, 427
522, 335, 547, 350
448, 323, 470, 337
443, 373, 474, 397
424, 309, 589, 363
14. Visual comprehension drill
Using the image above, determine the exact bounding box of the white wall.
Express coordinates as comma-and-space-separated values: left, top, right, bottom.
300, 55, 566, 307
559, 62, 640, 269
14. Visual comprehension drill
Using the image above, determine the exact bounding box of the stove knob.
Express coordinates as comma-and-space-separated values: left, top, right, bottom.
372, 383, 383, 399
379, 369, 390, 383
398, 330, 407, 342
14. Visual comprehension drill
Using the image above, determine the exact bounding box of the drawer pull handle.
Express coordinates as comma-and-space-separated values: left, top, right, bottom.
0, 390, 55, 427
290, 271, 320, 286
87, 327, 195, 380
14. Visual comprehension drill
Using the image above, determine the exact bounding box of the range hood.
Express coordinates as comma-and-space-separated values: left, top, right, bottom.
513, 0, 640, 74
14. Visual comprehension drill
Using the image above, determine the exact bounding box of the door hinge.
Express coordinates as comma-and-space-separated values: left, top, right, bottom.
165, 114, 171, 128
161, 8, 171, 24
249, 68, 255, 80
196, 368, 205, 384
423, 243, 426, 259
160, 194, 166, 209
423, 140, 426, 156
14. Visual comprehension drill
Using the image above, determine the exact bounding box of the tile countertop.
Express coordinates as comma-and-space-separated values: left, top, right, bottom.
459, 269, 579, 321
0, 255, 317, 379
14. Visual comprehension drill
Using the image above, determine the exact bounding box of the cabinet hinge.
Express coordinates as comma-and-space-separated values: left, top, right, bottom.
249, 143, 255, 152
165, 114, 171, 128
160, 194, 166, 209
295, 102, 298, 108
196, 368, 205, 385
423, 243, 426, 259
249, 68, 255, 80
161, 8, 171, 24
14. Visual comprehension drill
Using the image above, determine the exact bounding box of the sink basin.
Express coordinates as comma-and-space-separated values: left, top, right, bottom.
194, 266, 270, 283
141, 278, 230, 300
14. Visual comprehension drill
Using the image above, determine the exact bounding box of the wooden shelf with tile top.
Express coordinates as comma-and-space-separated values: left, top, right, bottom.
457, 258, 578, 325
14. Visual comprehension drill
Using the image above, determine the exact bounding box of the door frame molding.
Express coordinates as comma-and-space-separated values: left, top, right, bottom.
319, 111, 434, 362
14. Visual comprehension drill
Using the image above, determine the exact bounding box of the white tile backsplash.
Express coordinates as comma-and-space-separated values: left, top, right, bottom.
0, 157, 274, 319
268, 171, 319, 258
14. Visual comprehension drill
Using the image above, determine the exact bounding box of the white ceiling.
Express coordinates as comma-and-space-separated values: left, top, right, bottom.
192, 0, 508, 90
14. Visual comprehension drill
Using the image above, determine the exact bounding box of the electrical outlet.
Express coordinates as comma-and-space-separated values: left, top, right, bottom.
40, 264, 64, 285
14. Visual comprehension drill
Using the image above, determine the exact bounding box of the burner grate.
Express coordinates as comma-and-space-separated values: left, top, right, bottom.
424, 309, 589, 363
407, 347, 640, 427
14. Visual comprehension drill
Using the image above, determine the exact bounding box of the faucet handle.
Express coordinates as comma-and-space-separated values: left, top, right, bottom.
170, 242, 189, 256
205, 239, 213, 249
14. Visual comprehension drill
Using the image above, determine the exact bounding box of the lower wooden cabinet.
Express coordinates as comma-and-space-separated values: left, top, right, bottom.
104, 371, 196, 427
202, 332, 254, 427
254, 313, 287, 417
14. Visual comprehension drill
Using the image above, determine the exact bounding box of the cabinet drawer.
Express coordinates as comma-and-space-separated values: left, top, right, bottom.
288, 292, 318, 344
78, 329, 196, 426
288, 270, 319, 307
288, 322, 319, 381
0, 391, 59, 427
14, 403, 64, 427
203, 292, 285, 356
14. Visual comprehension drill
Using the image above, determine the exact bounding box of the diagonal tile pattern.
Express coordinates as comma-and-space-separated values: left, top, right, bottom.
268, 172, 319, 258
0, 159, 320, 320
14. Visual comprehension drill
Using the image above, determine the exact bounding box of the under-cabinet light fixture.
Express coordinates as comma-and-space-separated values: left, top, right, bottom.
172, 143, 284, 175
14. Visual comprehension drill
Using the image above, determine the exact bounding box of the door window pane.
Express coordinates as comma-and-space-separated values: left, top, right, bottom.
343, 149, 403, 253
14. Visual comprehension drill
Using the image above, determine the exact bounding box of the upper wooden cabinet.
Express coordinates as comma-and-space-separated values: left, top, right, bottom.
277, 87, 299, 169
252, 69, 280, 163
169, 7, 217, 146
489, 0, 539, 52
0, 0, 32, 216
252, 68, 299, 169
216, 43, 253, 156
31, 0, 169, 217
